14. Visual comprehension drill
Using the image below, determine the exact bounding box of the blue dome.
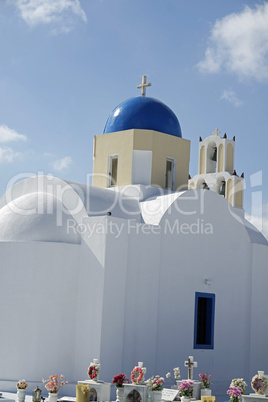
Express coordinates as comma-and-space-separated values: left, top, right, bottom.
104, 96, 182, 137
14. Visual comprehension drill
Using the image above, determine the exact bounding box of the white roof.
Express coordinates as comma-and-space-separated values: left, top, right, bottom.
0, 176, 266, 246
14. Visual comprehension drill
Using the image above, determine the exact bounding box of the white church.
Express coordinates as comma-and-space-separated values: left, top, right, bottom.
0, 77, 267, 399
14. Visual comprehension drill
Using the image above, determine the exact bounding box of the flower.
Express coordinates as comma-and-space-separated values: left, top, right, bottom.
112, 373, 129, 388
179, 380, 193, 397
131, 367, 144, 384
227, 386, 243, 401
174, 368, 181, 380
88, 361, 101, 380
165, 368, 180, 385
199, 374, 212, 389
42, 375, 68, 393
16, 380, 28, 389
148, 376, 165, 391
230, 379, 247, 394
251, 374, 268, 395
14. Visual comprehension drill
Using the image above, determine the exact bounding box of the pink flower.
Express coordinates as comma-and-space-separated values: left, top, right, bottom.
43, 374, 68, 393
179, 380, 193, 396
227, 386, 243, 400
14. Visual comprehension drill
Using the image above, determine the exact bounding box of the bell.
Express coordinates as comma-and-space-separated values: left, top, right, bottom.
219, 181, 225, 196
211, 147, 217, 161
32, 387, 42, 402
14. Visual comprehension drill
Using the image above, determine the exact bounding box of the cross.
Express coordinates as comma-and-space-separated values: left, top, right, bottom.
213, 128, 221, 136
184, 356, 197, 380
137, 75, 151, 96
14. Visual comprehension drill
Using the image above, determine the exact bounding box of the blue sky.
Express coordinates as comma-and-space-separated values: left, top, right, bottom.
0, 0, 268, 236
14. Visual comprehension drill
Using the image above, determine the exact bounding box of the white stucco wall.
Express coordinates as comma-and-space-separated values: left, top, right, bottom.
84, 190, 268, 398
0, 186, 267, 401
0, 242, 81, 390
249, 243, 268, 374
155, 191, 255, 395
0, 236, 112, 395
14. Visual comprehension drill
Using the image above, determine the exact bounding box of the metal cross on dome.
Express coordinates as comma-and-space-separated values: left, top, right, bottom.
137, 75, 151, 96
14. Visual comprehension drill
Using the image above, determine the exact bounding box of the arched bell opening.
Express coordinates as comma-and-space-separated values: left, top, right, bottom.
217, 176, 226, 197
196, 178, 210, 190
206, 142, 217, 173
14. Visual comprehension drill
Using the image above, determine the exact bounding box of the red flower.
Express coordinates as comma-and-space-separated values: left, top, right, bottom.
112, 373, 129, 387
88, 366, 98, 380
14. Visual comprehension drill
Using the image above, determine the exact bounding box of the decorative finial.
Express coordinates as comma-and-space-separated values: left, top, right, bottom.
223, 133, 227, 139
137, 75, 151, 96
213, 128, 221, 136
232, 170, 237, 176
233, 136, 236, 141
199, 136, 202, 142
188, 174, 191, 180
241, 172, 244, 178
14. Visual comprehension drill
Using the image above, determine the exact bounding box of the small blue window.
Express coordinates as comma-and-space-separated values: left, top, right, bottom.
194, 292, 215, 349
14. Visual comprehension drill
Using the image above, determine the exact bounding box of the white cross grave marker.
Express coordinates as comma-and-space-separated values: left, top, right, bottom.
184, 356, 197, 380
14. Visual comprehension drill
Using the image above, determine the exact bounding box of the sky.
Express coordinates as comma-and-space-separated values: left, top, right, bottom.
0, 0, 268, 237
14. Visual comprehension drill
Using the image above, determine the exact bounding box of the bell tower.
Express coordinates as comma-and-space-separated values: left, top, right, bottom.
198, 128, 235, 175
189, 129, 244, 208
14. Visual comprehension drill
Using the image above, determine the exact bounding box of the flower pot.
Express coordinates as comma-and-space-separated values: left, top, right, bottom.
17, 389, 26, 402
181, 397, 190, 402
48, 392, 58, 402
116, 387, 124, 402
153, 391, 162, 402
201, 389, 212, 397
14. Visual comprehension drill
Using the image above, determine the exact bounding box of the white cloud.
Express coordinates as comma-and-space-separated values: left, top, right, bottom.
221, 89, 243, 107
0, 146, 23, 163
0, 125, 27, 164
15, 0, 87, 31
52, 156, 72, 172
197, 4, 268, 82
0, 125, 27, 143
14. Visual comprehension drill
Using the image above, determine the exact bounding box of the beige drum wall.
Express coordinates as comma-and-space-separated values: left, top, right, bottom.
93, 129, 190, 190
133, 129, 190, 191
93, 130, 134, 188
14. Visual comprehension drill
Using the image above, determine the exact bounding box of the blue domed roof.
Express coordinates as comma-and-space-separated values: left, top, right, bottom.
104, 96, 182, 137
